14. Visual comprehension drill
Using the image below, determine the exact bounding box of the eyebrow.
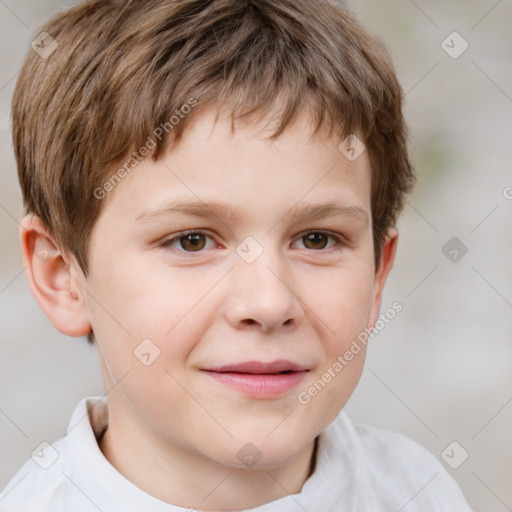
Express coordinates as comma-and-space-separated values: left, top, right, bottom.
135, 198, 369, 227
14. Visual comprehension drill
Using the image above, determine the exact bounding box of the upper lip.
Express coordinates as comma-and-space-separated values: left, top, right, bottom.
202, 360, 309, 374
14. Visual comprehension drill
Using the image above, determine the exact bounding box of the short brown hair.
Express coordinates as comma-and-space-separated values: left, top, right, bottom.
12, 0, 415, 335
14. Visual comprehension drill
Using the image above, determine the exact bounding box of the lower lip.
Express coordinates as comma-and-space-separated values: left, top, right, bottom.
202, 370, 308, 399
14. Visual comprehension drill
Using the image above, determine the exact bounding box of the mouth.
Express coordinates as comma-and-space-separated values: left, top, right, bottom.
200, 360, 310, 399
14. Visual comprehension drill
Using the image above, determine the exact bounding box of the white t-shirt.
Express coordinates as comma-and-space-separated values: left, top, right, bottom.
0, 396, 473, 511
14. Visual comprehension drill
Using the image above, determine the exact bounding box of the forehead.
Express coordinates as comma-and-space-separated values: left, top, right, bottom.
97, 106, 372, 229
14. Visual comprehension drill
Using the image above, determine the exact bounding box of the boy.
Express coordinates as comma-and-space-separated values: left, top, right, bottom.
1, 0, 473, 510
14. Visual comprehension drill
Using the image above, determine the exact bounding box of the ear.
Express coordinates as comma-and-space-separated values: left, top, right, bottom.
19, 214, 91, 337
368, 227, 399, 328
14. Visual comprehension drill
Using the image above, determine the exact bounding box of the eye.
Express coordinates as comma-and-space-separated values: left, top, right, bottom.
292, 231, 345, 251
158, 229, 346, 254
159, 230, 216, 252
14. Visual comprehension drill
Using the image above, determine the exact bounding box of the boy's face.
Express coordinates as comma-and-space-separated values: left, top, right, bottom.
50, 107, 397, 471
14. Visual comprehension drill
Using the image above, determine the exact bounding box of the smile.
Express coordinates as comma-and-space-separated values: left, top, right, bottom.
201, 360, 310, 399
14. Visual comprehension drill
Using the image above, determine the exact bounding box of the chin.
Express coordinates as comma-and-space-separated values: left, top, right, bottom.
222, 433, 311, 470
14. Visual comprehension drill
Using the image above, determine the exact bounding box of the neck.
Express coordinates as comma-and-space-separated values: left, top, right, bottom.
98, 401, 318, 510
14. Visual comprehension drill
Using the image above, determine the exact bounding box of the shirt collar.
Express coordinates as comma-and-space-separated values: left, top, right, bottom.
64, 395, 365, 511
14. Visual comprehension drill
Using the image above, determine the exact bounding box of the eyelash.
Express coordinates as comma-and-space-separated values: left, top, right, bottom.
158, 229, 347, 254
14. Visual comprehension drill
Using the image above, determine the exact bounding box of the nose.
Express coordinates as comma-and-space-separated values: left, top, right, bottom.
224, 243, 304, 333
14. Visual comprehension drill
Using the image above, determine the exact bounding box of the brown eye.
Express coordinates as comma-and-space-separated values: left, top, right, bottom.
160, 231, 215, 252
303, 232, 329, 250
179, 233, 206, 251
293, 231, 343, 251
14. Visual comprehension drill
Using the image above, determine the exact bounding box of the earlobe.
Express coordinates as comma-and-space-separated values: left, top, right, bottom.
368, 227, 399, 328
19, 214, 91, 337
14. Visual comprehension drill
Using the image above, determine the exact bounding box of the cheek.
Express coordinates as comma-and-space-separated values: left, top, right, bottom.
85, 255, 220, 380
309, 264, 374, 345
299, 266, 373, 416
88, 251, 194, 333
86, 265, 207, 430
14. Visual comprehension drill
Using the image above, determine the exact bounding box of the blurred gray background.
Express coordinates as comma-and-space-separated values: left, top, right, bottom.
1, 1, 511, 511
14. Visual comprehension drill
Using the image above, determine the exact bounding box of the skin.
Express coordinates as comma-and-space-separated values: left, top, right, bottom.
20, 106, 398, 511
